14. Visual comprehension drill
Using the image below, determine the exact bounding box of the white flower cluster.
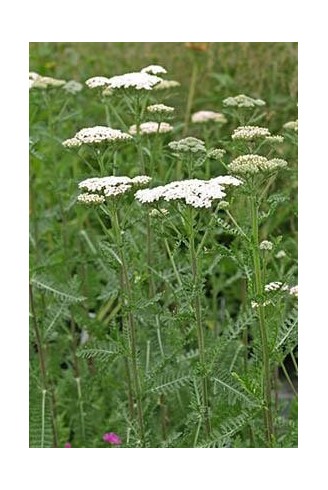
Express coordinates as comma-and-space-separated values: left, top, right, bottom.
86, 72, 162, 91
232, 126, 271, 140
275, 250, 286, 259
228, 154, 288, 175
141, 65, 167, 75
154, 80, 180, 90
77, 193, 105, 205
168, 137, 206, 154
259, 240, 273, 251
208, 148, 226, 160
63, 126, 132, 147
85, 76, 111, 89
129, 122, 173, 135
191, 111, 227, 124
135, 175, 242, 209
283, 120, 298, 132
107, 72, 162, 90
62, 137, 82, 148
147, 104, 174, 114
223, 94, 266, 108
63, 80, 83, 94
78, 175, 151, 200
289, 285, 298, 297
29, 72, 66, 89
265, 135, 284, 144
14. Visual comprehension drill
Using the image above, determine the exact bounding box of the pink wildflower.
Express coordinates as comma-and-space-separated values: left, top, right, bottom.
103, 432, 122, 445
64, 442, 72, 448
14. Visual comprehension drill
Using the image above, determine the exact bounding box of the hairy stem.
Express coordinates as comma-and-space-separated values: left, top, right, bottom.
112, 205, 145, 446
188, 208, 211, 438
29, 284, 58, 447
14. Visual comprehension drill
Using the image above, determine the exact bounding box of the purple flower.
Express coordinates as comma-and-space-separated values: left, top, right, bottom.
64, 442, 72, 448
103, 432, 122, 445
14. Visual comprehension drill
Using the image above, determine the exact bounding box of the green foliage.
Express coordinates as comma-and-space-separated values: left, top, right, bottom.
29, 42, 298, 448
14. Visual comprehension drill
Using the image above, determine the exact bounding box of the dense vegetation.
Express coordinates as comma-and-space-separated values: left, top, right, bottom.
29, 42, 298, 448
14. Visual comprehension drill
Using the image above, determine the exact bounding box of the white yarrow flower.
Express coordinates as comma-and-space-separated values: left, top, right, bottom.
135, 176, 242, 209
63, 126, 132, 147
283, 120, 298, 132
78, 175, 151, 200
77, 193, 105, 205
129, 122, 173, 135
191, 111, 227, 124
228, 154, 288, 175
30, 75, 66, 89
232, 126, 271, 141
260, 240, 273, 251
141, 65, 167, 75
63, 80, 83, 94
289, 285, 298, 297
154, 80, 180, 90
62, 137, 83, 148
265, 135, 284, 143
147, 104, 174, 114
106, 72, 162, 91
85, 76, 111, 89
275, 250, 287, 259
223, 94, 266, 108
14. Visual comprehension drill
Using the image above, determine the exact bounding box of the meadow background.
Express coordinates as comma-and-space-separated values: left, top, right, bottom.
29, 42, 298, 448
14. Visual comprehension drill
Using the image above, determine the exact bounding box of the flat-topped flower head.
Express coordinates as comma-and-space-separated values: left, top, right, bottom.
283, 120, 298, 132
141, 65, 167, 75
223, 94, 266, 108
62, 137, 82, 149
228, 154, 287, 175
78, 175, 151, 200
77, 193, 106, 205
154, 79, 180, 91
168, 137, 206, 154
265, 135, 284, 144
85, 76, 111, 89
63, 80, 83, 94
29, 72, 39, 81
191, 111, 227, 124
30, 74, 66, 89
129, 121, 173, 135
63, 126, 133, 147
106, 72, 162, 91
232, 126, 271, 141
135, 175, 242, 209
208, 148, 226, 160
260, 240, 273, 251
147, 104, 174, 114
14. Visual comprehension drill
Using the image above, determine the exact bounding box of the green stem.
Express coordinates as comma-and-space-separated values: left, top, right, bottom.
163, 237, 182, 287
250, 196, 274, 447
29, 284, 58, 447
41, 389, 46, 448
188, 208, 211, 438
75, 377, 86, 442
111, 205, 145, 446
